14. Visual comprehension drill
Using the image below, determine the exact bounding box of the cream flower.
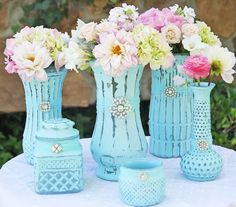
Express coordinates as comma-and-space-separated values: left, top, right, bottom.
182, 34, 207, 53
202, 46, 236, 83
76, 19, 97, 42
12, 42, 52, 81
64, 41, 92, 71
181, 23, 198, 37
197, 21, 221, 46
161, 24, 181, 44
133, 24, 174, 69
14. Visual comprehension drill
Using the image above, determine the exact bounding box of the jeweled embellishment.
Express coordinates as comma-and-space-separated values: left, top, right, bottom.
197, 139, 208, 151
165, 86, 176, 97
139, 172, 148, 181
40, 102, 51, 112
51, 144, 63, 153
110, 97, 132, 118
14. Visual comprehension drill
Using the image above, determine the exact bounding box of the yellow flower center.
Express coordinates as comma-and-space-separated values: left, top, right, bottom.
112, 45, 122, 55
211, 59, 223, 76
26, 55, 35, 62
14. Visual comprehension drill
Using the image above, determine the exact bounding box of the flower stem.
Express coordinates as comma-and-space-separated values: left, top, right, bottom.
197, 79, 200, 86
208, 74, 212, 86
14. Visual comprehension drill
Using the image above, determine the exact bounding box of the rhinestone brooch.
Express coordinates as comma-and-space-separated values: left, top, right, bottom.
197, 139, 209, 151
51, 144, 63, 153
40, 102, 51, 112
139, 172, 148, 181
110, 97, 132, 119
165, 86, 176, 97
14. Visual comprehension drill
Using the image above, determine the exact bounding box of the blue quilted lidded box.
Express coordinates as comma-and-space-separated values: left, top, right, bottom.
34, 118, 83, 194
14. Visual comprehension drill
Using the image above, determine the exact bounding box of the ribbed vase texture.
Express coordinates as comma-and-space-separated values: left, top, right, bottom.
149, 55, 193, 158
90, 62, 148, 181
22, 67, 67, 164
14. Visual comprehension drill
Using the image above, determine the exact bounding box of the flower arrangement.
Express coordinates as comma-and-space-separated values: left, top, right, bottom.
138, 4, 221, 53
175, 47, 236, 85
5, 4, 235, 82
4, 26, 69, 81
64, 3, 174, 77
137, 4, 236, 84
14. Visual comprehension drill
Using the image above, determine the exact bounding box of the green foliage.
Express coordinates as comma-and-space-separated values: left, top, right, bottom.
0, 113, 24, 166
12, 0, 70, 33
21, 0, 68, 27
211, 82, 236, 149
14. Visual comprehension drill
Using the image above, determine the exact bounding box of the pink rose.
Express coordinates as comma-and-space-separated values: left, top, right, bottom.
183, 55, 211, 80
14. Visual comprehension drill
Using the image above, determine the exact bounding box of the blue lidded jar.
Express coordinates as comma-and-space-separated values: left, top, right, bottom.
34, 118, 83, 194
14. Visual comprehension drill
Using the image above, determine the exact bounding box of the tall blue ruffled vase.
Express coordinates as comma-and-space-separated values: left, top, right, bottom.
90, 61, 148, 181
22, 66, 67, 164
180, 83, 223, 181
149, 55, 193, 158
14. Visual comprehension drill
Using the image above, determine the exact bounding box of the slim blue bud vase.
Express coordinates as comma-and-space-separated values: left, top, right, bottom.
149, 55, 193, 158
22, 66, 67, 165
90, 61, 148, 181
180, 83, 223, 181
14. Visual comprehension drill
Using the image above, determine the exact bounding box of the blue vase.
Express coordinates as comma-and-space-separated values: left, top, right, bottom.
90, 61, 148, 181
180, 83, 223, 181
119, 160, 165, 206
149, 54, 193, 158
34, 118, 83, 194
22, 66, 67, 164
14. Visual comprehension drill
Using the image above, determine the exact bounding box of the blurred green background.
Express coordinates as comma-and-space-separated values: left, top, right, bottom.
0, 0, 236, 166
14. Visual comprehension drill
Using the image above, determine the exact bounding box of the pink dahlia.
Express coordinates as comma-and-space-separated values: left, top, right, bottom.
93, 30, 138, 77
183, 55, 211, 80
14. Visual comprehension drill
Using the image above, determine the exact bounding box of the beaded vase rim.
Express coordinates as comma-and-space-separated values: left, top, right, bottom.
121, 160, 163, 172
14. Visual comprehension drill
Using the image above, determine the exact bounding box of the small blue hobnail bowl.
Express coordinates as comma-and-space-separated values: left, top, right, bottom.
118, 160, 165, 207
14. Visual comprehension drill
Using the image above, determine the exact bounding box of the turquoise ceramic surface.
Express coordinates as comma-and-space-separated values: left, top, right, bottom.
34, 118, 83, 194
180, 83, 223, 181
22, 66, 67, 164
90, 61, 148, 181
119, 160, 165, 206
149, 55, 193, 158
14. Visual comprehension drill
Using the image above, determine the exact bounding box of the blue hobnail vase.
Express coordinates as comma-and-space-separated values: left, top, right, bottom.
149, 54, 193, 158
22, 66, 67, 165
180, 83, 223, 181
119, 160, 165, 206
90, 61, 148, 181
34, 118, 83, 194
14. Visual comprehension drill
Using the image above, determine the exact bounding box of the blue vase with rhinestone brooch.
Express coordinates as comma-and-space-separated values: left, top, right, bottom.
180, 83, 223, 181
22, 67, 67, 164
149, 55, 193, 158
90, 61, 148, 181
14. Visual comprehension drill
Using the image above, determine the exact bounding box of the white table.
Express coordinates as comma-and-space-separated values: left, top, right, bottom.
0, 137, 236, 207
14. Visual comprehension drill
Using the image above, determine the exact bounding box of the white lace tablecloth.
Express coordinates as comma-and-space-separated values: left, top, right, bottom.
0, 137, 236, 207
